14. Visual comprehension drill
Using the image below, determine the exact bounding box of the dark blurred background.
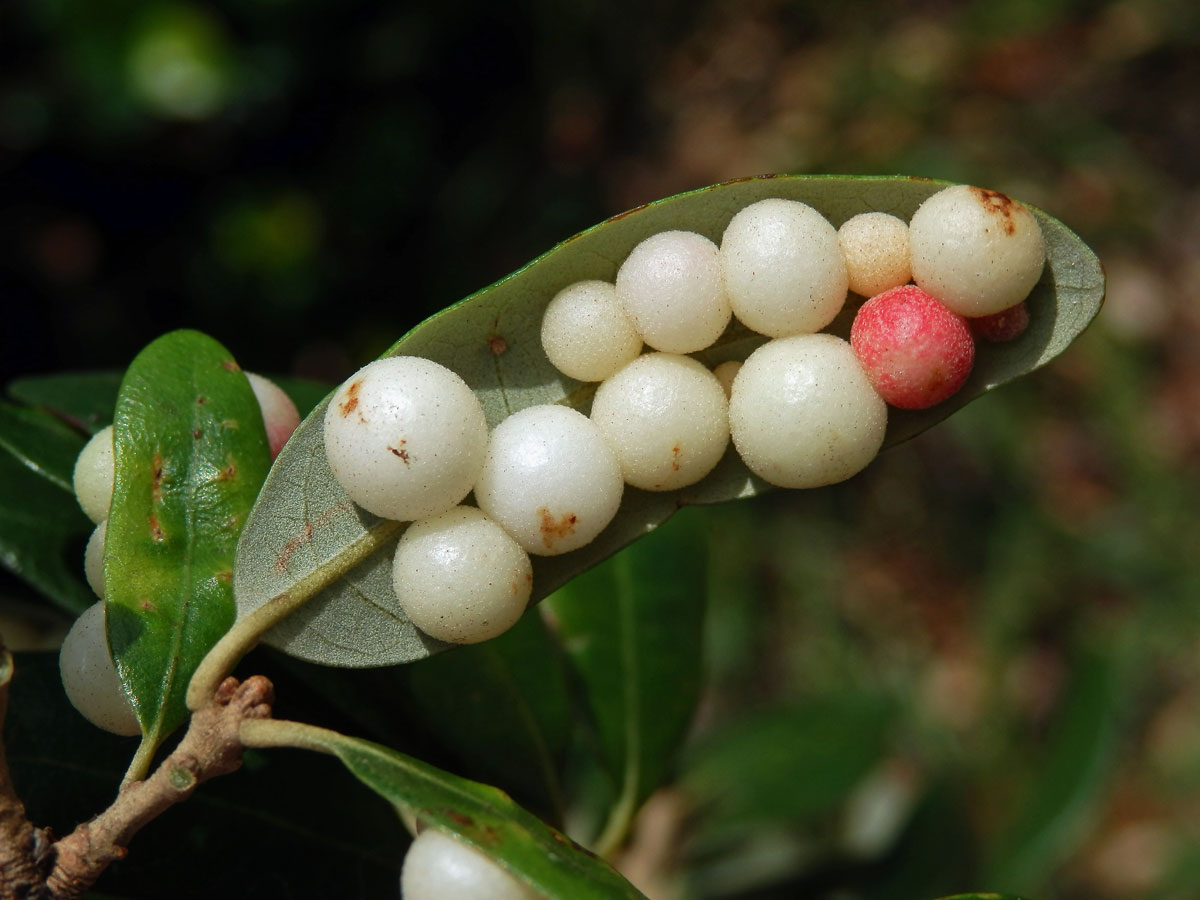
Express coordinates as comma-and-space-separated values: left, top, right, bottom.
3, 1, 1200, 898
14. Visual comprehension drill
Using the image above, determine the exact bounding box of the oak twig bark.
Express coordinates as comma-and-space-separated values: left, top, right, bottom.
0, 666, 273, 900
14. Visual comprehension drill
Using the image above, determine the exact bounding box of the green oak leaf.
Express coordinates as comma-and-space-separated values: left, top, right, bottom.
7, 371, 124, 435
543, 507, 707, 851
398, 609, 573, 823
0, 403, 94, 614
105, 330, 271, 770
253, 722, 648, 900
232, 174, 1105, 667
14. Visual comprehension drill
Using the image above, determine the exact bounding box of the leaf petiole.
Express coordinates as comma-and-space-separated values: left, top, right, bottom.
186, 518, 404, 711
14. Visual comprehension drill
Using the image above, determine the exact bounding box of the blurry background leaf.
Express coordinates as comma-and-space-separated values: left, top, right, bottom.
0, 449, 93, 616
544, 508, 708, 849
683, 693, 897, 835
395, 610, 573, 825
0, 402, 86, 493
985, 648, 1124, 892
7, 372, 123, 435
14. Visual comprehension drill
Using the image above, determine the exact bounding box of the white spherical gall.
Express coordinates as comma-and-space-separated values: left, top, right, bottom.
73, 425, 114, 525
838, 212, 912, 298
246, 371, 301, 459
401, 828, 540, 900
729, 334, 887, 489
590, 353, 729, 491
540, 280, 642, 382
474, 405, 623, 556
720, 198, 848, 338
908, 184, 1046, 317
59, 601, 140, 737
323, 357, 489, 522
615, 230, 732, 353
84, 520, 107, 599
712, 360, 741, 398
392, 506, 532, 644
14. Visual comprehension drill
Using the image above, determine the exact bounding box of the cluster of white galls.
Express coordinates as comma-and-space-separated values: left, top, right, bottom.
62, 373, 300, 736
322, 184, 1046, 658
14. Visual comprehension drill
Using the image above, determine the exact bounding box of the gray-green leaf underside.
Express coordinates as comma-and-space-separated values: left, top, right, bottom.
234, 174, 1105, 667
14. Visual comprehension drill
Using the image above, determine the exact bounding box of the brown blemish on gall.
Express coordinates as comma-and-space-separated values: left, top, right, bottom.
671, 443, 682, 471
488, 335, 507, 355
970, 186, 1018, 236
338, 380, 362, 418
388, 439, 411, 464
538, 507, 578, 548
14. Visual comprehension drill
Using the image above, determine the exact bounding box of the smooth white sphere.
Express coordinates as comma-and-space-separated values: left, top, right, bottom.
541, 280, 642, 382
730, 334, 887, 489
401, 828, 540, 900
84, 520, 107, 599
73, 425, 114, 525
474, 405, 623, 556
59, 601, 140, 736
615, 230, 732, 353
838, 212, 912, 298
909, 184, 1046, 317
392, 506, 532, 644
590, 353, 729, 491
323, 357, 489, 522
720, 198, 848, 337
246, 371, 301, 459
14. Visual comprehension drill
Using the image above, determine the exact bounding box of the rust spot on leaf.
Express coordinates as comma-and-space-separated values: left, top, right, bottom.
338, 380, 362, 417
488, 335, 507, 355
218, 455, 238, 481
444, 809, 474, 828
149, 515, 166, 543
538, 507, 578, 549
197, 395, 208, 405
276, 521, 315, 572
151, 452, 165, 504
216, 570, 233, 584
140, 598, 157, 612
192, 428, 202, 440
222, 359, 240, 373
970, 186, 1018, 236
606, 201, 650, 223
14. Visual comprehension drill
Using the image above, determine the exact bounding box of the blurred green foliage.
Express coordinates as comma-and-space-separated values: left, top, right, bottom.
2, 0, 1200, 898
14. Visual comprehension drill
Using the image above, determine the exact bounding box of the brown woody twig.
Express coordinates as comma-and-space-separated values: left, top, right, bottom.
0, 669, 273, 900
